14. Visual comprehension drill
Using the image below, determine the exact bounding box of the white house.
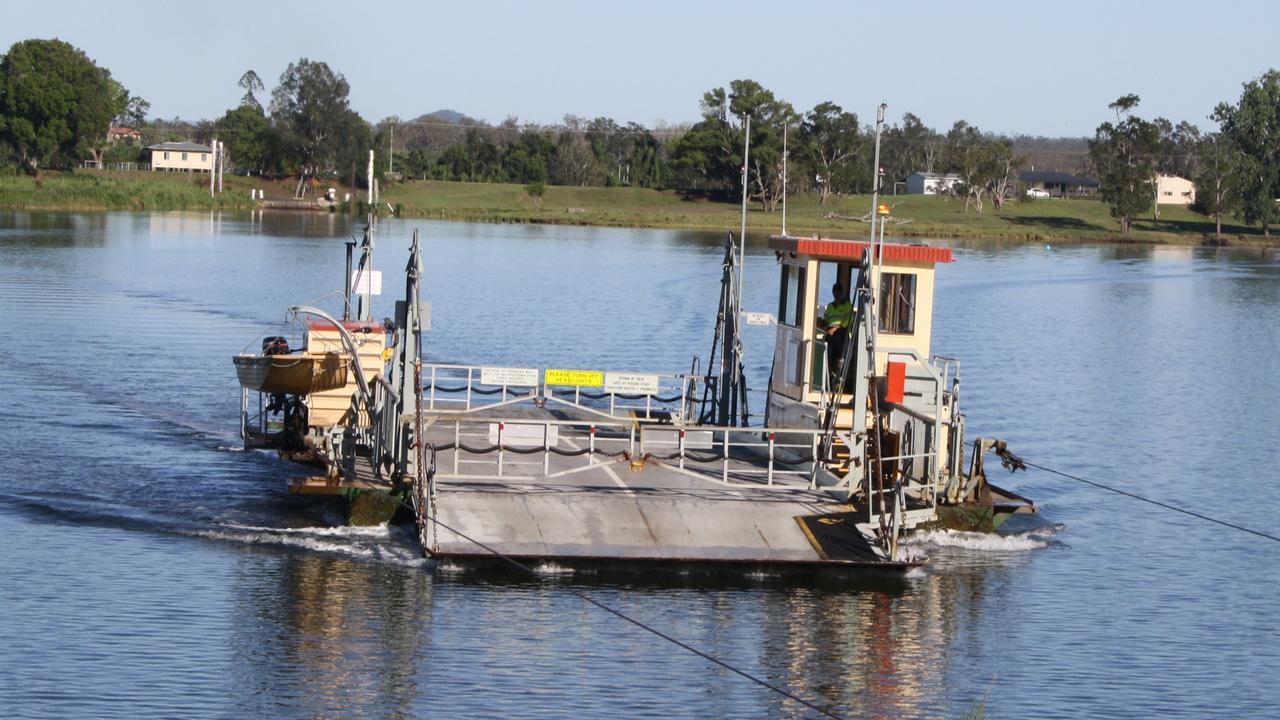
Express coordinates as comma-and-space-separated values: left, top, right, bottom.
148, 141, 214, 172
1156, 174, 1195, 205
904, 172, 960, 195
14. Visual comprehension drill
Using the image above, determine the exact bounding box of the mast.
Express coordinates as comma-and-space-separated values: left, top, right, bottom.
868, 103, 887, 346
357, 150, 376, 323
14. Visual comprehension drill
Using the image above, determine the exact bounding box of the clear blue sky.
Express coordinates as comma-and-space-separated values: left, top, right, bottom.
4, 0, 1275, 136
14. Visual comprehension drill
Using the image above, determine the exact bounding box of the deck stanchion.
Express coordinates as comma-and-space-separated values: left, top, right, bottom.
678, 429, 686, 470
768, 432, 776, 486
429, 365, 438, 410
453, 420, 460, 474
465, 367, 473, 410
589, 425, 596, 467
543, 423, 550, 475
722, 429, 729, 482
497, 422, 504, 476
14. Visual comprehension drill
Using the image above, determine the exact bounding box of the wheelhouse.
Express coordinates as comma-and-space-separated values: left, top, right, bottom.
765, 234, 954, 429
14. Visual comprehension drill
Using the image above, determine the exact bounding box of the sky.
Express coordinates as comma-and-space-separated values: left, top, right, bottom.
4, 0, 1276, 137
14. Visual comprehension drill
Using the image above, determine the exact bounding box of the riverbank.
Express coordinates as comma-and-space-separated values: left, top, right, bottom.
2, 171, 1275, 246
383, 180, 1273, 246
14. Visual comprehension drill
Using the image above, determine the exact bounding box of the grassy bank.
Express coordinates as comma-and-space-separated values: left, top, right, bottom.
0, 170, 260, 211
384, 179, 1274, 246
2, 170, 1275, 246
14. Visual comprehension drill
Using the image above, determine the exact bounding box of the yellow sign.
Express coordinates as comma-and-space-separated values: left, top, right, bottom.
877, 203, 891, 215
545, 368, 604, 387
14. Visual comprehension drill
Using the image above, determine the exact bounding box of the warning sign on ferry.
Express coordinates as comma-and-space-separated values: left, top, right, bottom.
604, 372, 660, 395
545, 368, 604, 387
479, 366, 539, 387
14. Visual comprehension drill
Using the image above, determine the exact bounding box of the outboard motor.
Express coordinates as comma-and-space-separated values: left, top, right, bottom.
262, 336, 290, 355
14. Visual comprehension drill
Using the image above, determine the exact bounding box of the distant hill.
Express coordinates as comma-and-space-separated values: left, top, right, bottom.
414, 109, 470, 124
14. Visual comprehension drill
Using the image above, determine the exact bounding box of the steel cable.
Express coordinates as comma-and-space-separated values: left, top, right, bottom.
1025, 460, 1280, 543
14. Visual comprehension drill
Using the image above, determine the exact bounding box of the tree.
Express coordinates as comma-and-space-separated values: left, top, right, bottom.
947, 121, 987, 212
1089, 95, 1161, 232
800, 101, 862, 204
238, 70, 264, 110
0, 39, 119, 173
269, 59, 366, 195
986, 139, 1022, 213
1214, 70, 1280, 236
726, 79, 795, 212
525, 180, 546, 209
218, 104, 272, 173
1191, 131, 1240, 239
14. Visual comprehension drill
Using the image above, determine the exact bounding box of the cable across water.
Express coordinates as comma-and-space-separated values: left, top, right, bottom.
1024, 460, 1280, 543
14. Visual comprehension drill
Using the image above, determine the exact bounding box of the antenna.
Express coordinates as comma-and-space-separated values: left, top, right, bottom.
737, 114, 750, 315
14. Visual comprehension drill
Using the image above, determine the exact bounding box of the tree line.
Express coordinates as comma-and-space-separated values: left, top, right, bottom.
1089, 74, 1280, 237
4, 37, 1280, 235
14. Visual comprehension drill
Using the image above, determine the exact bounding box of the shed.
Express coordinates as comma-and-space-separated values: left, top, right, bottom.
904, 172, 960, 195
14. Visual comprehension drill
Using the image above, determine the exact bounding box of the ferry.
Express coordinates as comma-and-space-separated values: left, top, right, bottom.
233, 140, 1036, 574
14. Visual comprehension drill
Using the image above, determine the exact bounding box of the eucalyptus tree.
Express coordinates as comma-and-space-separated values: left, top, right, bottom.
1089, 95, 1161, 233
800, 101, 863, 204
1191, 132, 1240, 239
1214, 70, 1280, 236
269, 58, 368, 194
238, 69, 264, 110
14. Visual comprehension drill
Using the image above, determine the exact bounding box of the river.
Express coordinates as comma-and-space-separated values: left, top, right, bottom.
1, 211, 1277, 719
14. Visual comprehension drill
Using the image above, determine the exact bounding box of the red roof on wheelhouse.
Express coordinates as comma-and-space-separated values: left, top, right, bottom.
767, 235, 954, 263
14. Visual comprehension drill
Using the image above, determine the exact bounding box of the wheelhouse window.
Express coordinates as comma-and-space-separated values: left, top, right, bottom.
777, 264, 805, 327
879, 273, 916, 335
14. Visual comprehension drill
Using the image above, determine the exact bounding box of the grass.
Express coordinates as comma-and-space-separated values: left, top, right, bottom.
0, 169, 260, 211
2, 170, 1274, 247
383, 179, 1275, 246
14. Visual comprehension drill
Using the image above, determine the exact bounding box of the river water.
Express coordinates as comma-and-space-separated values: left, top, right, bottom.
1, 211, 1277, 719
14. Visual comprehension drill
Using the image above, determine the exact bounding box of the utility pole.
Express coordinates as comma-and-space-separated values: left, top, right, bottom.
209, 135, 217, 197
781, 122, 788, 236
389, 122, 394, 175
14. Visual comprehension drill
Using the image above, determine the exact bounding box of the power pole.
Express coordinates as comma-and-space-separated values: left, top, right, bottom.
209, 135, 217, 197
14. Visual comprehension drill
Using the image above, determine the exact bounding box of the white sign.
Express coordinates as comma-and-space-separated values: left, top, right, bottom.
604, 372, 660, 395
480, 366, 539, 387
350, 269, 383, 296
744, 311, 776, 326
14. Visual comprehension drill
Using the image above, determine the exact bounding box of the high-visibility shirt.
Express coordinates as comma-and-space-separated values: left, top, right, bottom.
822, 300, 853, 330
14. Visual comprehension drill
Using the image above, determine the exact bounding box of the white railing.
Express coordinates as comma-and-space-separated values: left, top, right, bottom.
426, 413, 830, 490
421, 363, 700, 423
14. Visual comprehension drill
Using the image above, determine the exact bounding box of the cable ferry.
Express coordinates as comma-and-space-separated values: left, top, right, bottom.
233, 125, 1035, 574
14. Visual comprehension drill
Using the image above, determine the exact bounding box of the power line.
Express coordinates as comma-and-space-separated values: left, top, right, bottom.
422, 511, 850, 720
1024, 461, 1280, 543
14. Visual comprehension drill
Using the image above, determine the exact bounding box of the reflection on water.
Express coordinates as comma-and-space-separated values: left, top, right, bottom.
1, 211, 1278, 718
228, 553, 430, 718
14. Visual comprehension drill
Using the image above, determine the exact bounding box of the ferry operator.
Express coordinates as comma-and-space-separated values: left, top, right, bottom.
820, 282, 853, 389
